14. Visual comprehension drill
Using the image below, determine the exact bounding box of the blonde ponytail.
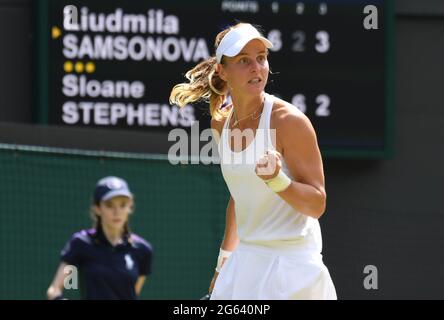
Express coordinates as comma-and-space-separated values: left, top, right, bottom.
169, 56, 228, 120
169, 26, 239, 120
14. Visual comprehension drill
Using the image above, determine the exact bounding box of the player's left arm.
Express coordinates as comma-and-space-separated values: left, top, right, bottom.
135, 276, 146, 296
256, 105, 326, 219
277, 107, 326, 218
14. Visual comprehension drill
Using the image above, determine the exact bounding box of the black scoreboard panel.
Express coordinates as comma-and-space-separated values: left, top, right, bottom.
37, 0, 394, 157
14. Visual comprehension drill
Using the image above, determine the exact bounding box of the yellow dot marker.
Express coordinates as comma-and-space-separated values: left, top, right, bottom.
85, 62, 96, 73
64, 61, 73, 73
52, 26, 61, 39
75, 62, 84, 73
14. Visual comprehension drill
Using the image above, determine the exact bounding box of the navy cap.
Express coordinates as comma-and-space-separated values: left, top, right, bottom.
93, 176, 133, 203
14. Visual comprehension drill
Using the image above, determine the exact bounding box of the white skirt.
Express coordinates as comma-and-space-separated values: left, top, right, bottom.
211, 242, 337, 300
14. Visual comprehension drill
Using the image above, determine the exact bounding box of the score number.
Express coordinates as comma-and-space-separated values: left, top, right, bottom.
292, 94, 331, 117
267, 29, 330, 53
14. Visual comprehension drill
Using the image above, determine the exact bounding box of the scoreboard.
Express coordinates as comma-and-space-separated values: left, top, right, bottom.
36, 0, 394, 157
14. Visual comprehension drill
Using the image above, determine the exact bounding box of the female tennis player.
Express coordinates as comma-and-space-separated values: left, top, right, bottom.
170, 22, 336, 299
46, 176, 153, 300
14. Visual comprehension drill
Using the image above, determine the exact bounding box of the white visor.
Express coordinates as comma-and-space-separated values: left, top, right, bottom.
216, 24, 273, 63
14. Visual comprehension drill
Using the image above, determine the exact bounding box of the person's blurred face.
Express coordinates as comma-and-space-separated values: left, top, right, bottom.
219, 39, 269, 97
95, 196, 132, 231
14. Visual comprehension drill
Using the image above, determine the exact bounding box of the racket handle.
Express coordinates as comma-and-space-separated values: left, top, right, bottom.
200, 293, 211, 300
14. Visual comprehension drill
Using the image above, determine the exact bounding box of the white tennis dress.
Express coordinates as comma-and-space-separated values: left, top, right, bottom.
211, 93, 337, 300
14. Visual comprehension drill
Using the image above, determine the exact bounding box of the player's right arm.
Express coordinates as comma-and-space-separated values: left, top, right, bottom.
211, 112, 240, 251
47, 262, 68, 300
208, 112, 239, 294
209, 195, 239, 293
220, 196, 239, 252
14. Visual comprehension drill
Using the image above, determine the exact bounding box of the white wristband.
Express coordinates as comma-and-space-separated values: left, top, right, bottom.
265, 169, 292, 193
215, 249, 232, 273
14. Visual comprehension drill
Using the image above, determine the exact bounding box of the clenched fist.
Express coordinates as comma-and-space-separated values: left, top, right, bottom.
255, 150, 283, 181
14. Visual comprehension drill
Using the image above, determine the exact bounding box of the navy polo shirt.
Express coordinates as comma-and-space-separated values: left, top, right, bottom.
61, 228, 153, 300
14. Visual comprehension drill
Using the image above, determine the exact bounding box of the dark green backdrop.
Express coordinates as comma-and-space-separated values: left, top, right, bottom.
0, 145, 228, 299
